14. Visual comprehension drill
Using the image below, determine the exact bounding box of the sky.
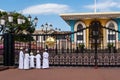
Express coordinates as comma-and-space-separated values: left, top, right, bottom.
0, 0, 120, 31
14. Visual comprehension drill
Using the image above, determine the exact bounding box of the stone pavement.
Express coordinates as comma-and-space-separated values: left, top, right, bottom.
0, 67, 120, 80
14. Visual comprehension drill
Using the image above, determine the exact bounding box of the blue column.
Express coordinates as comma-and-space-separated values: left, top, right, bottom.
67, 20, 76, 42
114, 18, 120, 41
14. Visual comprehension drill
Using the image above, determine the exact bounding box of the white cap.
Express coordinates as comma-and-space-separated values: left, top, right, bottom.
25, 48, 28, 51
45, 49, 47, 51
37, 50, 39, 53
30, 52, 33, 55
20, 47, 23, 49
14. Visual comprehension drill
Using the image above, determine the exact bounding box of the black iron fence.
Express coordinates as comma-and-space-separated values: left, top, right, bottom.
12, 34, 120, 67
49, 53, 120, 67
0, 25, 120, 67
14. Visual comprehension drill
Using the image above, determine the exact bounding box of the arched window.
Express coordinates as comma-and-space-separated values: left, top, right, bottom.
77, 24, 84, 43
108, 22, 115, 29
107, 22, 116, 41
77, 24, 83, 31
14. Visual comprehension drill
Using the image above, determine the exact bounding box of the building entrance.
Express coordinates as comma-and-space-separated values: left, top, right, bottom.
89, 21, 103, 49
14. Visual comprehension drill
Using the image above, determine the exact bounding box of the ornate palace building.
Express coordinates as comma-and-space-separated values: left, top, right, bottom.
60, 12, 120, 49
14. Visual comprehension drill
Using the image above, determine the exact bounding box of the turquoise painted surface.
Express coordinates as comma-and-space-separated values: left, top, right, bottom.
66, 19, 120, 42
66, 20, 76, 42
114, 18, 120, 41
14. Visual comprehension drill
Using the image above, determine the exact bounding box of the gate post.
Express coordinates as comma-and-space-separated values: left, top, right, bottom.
90, 21, 101, 68
3, 33, 15, 66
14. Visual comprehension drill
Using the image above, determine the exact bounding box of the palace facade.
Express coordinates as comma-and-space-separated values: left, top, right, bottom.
60, 12, 120, 49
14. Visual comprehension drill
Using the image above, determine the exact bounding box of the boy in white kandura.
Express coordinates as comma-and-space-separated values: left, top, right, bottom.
42, 49, 49, 69
23, 49, 30, 70
29, 52, 35, 69
18, 47, 24, 69
35, 50, 41, 69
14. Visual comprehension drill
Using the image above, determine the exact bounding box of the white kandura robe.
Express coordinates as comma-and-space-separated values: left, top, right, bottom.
42, 52, 49, 68
35, 54, 41, 69
18, 51, 24, 69
24, 53, 30, 69
29, 55, 35, 68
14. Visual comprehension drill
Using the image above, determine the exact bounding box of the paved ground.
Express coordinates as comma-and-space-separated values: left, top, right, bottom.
0, 66, 9, 71
0, 67, 120, 80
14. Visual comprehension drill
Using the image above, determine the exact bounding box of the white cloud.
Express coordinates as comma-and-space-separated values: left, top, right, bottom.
0, 9, 5, 12
21, 3, 71, 15
84, 0, 120, 12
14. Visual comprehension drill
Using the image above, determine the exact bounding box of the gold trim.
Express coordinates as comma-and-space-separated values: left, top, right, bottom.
45, 37, 56, 47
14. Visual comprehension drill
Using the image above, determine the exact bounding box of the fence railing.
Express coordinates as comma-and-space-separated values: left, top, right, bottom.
0, 32, 120, 67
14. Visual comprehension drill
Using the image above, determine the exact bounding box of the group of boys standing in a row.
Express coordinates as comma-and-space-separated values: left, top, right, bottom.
18, 47, 49, 70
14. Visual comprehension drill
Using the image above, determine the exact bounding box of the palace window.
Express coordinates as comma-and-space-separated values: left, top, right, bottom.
107, 22, 116, 42
77, 24, 84, 42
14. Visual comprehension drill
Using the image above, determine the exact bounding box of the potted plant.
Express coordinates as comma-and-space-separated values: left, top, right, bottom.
107, 43, 113, 53
78, 43, 85, 53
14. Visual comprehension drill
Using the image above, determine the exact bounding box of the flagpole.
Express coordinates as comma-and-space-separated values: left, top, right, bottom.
94, 0, 96, 13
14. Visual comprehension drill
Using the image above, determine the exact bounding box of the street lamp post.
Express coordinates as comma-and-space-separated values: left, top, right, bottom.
41, 23, 53, 49
0, 12, 24, 66
41, 23, 61, 53
0, 12, 38, 66
41, 23, 53, 33
27, 15, 38, 53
